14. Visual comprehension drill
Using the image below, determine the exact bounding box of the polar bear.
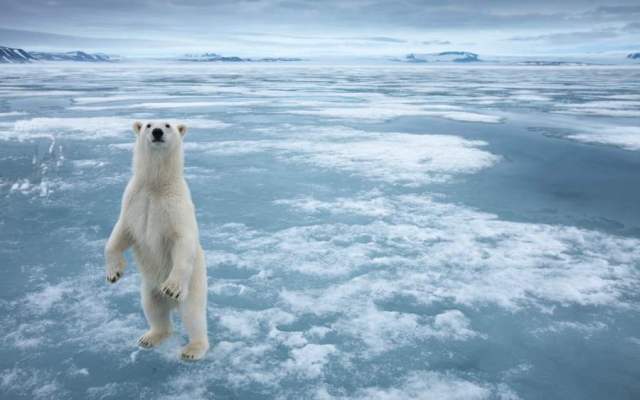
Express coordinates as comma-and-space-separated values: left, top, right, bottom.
105, 121, 208, 361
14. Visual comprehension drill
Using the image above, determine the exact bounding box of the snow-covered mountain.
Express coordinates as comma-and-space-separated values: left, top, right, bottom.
181, 53, 302, 62
30, 50, 113, 62
402, 51, 480, 63
181, 53, 244, 62
628, 53, 640, 60
0, 45, 115, 63
0, 46, 37, 63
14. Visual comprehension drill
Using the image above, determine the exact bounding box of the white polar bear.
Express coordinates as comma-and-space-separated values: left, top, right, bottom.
105, 121, 208, 361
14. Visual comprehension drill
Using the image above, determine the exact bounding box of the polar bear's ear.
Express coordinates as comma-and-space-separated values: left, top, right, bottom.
177, 124, 187, 137
133, 121, 143, 135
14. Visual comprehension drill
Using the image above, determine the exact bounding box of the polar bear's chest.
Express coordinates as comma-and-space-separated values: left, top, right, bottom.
126, 193, 174, 251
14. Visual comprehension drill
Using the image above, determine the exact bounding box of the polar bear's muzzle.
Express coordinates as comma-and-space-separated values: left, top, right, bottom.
151, 128, 165, 143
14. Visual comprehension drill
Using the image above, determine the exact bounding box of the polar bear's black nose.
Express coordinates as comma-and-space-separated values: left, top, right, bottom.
152, 128, 164, 140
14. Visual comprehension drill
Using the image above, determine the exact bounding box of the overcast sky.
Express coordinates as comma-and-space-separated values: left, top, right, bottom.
1, 0, 639, 57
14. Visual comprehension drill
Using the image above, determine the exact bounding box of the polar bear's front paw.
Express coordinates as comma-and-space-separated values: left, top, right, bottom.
138, 330, 171, 348
106, 270, 122, 283
160, 278, 187, 301
105, 258, 125, 284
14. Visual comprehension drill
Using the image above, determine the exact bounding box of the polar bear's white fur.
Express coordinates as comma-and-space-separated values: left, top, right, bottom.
105, 121, 208, 361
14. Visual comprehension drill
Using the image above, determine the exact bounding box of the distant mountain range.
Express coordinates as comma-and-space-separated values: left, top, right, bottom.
0, 46, 37, 63
0, 45, 115, 63
3, 45, 639, 65
180, 53, 302, 62
398, 51, 480, 63
30, 50, 112, 62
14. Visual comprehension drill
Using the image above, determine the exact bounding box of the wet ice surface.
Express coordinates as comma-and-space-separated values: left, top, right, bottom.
1, 63, 640, 399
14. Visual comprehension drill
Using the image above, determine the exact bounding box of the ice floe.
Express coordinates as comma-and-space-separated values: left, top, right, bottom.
0, 116, 230, 141
286, 102, 503, 123
568, 126, 640, 151
189, 125, 499, 186
2, 62, 640, 400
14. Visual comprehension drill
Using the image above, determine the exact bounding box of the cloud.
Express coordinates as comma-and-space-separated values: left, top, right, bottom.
1, 1, 634, 33
590, 5, 640, 17
354, 36, 407, 43
509, 29, 619, 44
0, 28, 186, 52
622, 22, 640, 32
421, 40, 452, 45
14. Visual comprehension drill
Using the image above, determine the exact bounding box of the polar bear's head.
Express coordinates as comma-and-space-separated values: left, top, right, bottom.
131, 121, 188, 181
133, 121, 187, 150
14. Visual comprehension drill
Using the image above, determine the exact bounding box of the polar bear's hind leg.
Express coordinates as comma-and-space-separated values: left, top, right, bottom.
179, 294, 209, 360
179, 255, 209, 361
138, 283, 173, 348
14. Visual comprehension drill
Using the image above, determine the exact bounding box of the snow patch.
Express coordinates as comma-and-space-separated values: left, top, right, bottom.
287, 103, 502, 123
1, 116, 230, 141
349, 371, 491, 400
192, 126, 499, 186
568, 126, 640, 151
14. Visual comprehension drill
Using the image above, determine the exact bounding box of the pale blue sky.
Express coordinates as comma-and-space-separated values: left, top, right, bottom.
1, 0, 639, 57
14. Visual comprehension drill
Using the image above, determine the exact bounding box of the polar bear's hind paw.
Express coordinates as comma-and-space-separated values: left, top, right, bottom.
181, 342, 209, 361
138, 330, 170, 348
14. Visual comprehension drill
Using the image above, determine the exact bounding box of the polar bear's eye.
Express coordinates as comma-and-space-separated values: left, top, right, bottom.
146, 123, 151, 129
165, 124, 170, 128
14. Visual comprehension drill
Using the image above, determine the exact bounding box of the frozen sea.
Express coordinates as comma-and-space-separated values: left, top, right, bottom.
1, 63, 640, 399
